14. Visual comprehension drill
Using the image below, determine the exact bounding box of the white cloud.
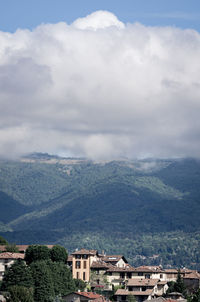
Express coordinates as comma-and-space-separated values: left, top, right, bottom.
72, 10, 125, 30
0, 11, 200, 159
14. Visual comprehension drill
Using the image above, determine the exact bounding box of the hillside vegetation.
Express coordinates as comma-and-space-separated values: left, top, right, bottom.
0, 154, 200, 269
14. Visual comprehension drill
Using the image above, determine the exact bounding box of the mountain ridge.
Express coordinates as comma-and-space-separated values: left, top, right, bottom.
0, 154, 200, 268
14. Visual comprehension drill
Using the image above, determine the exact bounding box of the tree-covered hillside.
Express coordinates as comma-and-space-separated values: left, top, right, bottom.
0, 155, 200, 269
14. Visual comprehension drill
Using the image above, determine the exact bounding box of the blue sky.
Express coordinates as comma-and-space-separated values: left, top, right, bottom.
1, 0, 200, 32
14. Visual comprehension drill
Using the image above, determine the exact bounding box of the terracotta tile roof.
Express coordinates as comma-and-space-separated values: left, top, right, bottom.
134, 266, 163, 273
107, 265, 135, 272
75, 292, 102, 299
0, 252, 24, 259
127, 278, 159, 287
90, 261, 111, 269
72, 249, 98, 256
164, 268, 193, 275
183, 271, 200, 279
115, 289, 153, 296
164, 269, 178, 273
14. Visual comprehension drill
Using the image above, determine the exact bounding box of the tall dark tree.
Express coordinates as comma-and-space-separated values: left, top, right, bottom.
47, 260, 76, 296
1, 259, 33, 291
30, 260, 55, 302
174, 270, 186, 295
25, 245, 50, 265
50, 245, 68, 263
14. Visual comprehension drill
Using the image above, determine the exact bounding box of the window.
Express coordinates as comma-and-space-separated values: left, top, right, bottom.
138, 272, 143, 276
160, 274, 163, 279
120, 273, 125, 278
127, 273, 132, 279
75, 255, 81, 259
75, 261, 81, 269
84, 261, 87, 269
76, 272, 79, 279
83, 272, 86, 280
145, 274, 150, 279
122, 296, 126, 301
142, 287, 146, 291
109, 272, 112, 276
83, 254, 88, 259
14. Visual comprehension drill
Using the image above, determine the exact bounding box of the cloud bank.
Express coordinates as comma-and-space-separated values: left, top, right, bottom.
0, 10, 200, 159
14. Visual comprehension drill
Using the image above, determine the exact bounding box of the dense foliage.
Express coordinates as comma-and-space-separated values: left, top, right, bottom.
0, 244, 84, 302
50, 245, 68, 263
25, 245, 51, 264
5, 285, 34, 302
1, 259, 33, 291
0, 155, 200, 268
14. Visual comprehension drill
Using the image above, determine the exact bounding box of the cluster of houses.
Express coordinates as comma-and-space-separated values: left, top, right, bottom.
0, 246, 200, 302
67, 248, 200, 302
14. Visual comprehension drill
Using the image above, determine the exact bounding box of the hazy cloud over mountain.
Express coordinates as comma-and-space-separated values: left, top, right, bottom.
0, 11, 200, 159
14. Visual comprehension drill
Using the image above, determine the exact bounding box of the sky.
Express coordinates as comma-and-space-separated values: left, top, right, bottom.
0, 1, 200, 159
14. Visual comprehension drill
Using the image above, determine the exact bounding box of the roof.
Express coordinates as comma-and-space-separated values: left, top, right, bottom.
158, 281, 168, 285
183, 272, 200, 279
101, 255, 127, 263
0, 252, 24, 259
67, 255, 73, 262
127, 278, 159, 287
75, 292, 102, 299
165, 299, 179, 302
107, 265, 135, 272
134, 266, 163, 273
71, 249, 98, 256
164, 268, 193, 274
115, 289, 153, 296
167, 292, 183, 297
90, 261, 111, 269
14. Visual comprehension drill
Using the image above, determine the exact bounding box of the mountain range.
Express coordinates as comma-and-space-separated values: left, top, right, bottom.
0, 153, 200, 269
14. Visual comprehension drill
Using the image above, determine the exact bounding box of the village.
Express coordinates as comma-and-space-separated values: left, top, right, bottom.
0, 245, 200, 302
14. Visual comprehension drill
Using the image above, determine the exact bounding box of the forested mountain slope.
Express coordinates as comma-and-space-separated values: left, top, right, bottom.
0, 154, 200, 269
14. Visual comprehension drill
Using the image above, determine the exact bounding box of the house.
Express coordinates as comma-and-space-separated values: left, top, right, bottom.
115, 278, 168, 302
71, 249, 99, 282
100, 255, 128, 268
0, 252, 24, 280
183, 271, 200, 294
90, 260, 112, 290
164, 269, 193, 282
71, 249, 129, 283
106, 265, 135, 288
133, 266, 165, 281
62, 291, 108, 302
115, 288, 154, 302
